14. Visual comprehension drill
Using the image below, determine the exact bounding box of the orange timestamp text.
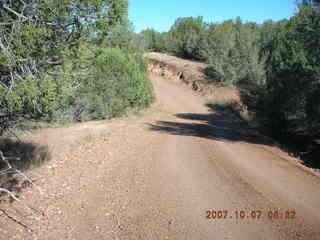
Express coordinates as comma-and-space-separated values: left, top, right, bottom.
206, 210, 296, 220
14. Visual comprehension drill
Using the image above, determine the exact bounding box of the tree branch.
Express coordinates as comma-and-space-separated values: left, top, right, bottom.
0, 150, 43, 217
3, 6, 28, 20
45, 60, 64, 66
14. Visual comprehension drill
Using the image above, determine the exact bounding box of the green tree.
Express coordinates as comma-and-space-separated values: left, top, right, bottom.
205, 18, 265, 86
106, 0, 128, 27
138, 29, 165, 52
243, 3, 320, 143
0, 0, 154, 133
169, 16, 206, 59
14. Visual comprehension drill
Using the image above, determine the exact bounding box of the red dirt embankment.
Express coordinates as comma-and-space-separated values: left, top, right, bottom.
145, 52, 240, 103
146, 52, 206, 86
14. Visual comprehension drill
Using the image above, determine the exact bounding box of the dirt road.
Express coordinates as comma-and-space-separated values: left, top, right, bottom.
1, 74, 320, 239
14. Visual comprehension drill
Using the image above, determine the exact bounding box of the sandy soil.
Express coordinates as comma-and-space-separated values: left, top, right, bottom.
0, 74, 319, 240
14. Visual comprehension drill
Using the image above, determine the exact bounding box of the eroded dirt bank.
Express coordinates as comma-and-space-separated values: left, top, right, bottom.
146, 52, 214, 93
0, 72, 320, 239
146, 52, 241, 105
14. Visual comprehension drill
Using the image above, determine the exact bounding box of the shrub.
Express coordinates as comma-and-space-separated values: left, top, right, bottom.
72, 47, 154, 121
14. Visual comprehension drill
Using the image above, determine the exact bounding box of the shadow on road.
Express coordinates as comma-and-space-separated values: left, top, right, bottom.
149, 103, 320, 171
300, 150, 320, 170
0, 139, 51, 195
149, 107, 274, 146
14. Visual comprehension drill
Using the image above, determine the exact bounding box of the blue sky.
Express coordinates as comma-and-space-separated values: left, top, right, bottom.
129, 0, 297, 33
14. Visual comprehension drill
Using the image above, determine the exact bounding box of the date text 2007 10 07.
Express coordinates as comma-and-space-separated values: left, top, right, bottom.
206, 210, 296, 220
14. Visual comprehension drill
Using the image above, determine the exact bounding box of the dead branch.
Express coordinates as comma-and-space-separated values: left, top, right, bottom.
45, 60, 64, 66
3, 6, 28, 20
0, 150, 43, 217
0, 188, 42, 216
0, 209, 34, 232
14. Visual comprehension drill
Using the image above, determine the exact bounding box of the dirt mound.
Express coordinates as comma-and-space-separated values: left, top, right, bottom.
146, 52, 209, 92
145, 52, 240, 104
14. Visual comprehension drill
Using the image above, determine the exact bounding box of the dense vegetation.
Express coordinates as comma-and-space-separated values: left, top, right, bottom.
0, 0, 154, 135
138, 1, 320, 154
